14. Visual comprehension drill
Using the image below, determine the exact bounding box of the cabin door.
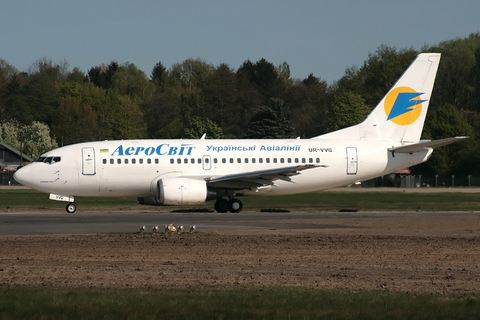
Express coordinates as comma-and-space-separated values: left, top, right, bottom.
81, 147, 96, 175
346, 147, 358, 175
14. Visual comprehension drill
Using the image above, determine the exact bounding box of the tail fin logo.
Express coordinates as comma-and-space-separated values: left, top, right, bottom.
384, 86, 426, 126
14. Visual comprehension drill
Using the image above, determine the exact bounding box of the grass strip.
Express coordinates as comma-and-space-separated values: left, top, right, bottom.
0, 287, 479, 320
2, 188, 480, 212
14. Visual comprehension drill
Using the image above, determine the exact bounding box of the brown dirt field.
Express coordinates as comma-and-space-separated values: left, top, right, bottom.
1, 217, 479, 295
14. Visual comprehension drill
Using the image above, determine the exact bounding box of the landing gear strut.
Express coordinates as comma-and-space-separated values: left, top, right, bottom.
214, 198, 243, 213
66, 202, 77, 213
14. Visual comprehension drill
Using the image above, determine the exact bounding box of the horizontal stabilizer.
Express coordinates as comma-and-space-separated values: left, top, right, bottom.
388, 136, 468, 154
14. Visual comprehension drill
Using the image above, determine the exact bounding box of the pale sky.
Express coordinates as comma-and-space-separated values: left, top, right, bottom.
1, 0, 479, 83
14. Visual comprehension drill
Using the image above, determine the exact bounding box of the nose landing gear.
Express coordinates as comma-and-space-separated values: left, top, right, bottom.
66, 202, 77, 213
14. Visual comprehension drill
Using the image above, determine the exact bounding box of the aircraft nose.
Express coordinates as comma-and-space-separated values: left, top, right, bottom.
13, 165, 32, 186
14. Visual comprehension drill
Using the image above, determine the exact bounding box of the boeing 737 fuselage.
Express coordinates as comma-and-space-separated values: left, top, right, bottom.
14, 53, 466, 213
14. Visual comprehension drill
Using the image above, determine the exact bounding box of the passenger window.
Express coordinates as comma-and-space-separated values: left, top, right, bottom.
132, 159, 136, 164
198, 158, 202, 164
103, 159, 107, 164
288, 158, 292, 163
252, 158, 256, 164
110, 159, 114, 164
237, 158, 241, 163
155, 159, 159, 164
183, 158, 188, 164
259, 158, 263, 163
140, 159, 144, 164
245, 158, 249, 164
177, 158, 181, 164
266, 158, 270, 163
309, 158, 313, 163
222, 158, 226, 164
147, 159, 151, 164
205, 158, 210, 163
273, 158, 277, 163
230, 158, 234, 164
316, 158, 320, 163
280, 158, 284, 163
294, 158, 299, 163
213, 158, 218, 164
125, 159, 129, 164
302, 158, 306, 163
117, 159, 121, 164
170, 159, 174, 164
191, 158, 195, 164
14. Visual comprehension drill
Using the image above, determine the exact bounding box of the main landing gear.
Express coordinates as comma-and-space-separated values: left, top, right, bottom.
214, 198, 243, 213
66, 202, 77, 213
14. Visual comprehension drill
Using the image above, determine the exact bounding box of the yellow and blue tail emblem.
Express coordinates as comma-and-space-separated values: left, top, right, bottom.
384, 86, 426, 126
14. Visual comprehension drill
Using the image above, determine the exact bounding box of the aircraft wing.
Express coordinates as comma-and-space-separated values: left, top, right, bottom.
204, 164, 324, 190
388, 136, 468, 154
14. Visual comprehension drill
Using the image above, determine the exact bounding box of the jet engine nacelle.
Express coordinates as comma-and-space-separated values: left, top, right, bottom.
137, 178, 218, 206
157, 177, 208, 205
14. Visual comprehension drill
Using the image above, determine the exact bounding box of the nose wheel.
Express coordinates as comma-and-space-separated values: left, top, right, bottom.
66, 202, 77, 213
214, 198, 243, 213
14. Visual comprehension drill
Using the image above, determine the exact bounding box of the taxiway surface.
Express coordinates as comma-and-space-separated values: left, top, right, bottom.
1, 210, 478, 237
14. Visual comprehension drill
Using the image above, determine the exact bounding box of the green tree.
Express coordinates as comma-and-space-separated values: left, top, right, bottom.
111, 62, 154, 102
168, 58, 214, 121
416, 104, 474, 175
108, 94, 146, 139
0, 59, 18, 116
150, 61, 166, 85
288, 74, 329, 138
334, 46, 418, 108
203, 63, 240, 138
425, 33, 480, 111
78, 82, 110, 140
327, 91, 370, 132
184, 116, 223, 139
2, 74, 32, 124
244, 98, 294, 139
58, 82, 82, 101
237, 58, 288, 104
143, 89, 184, 139
54, 97, 98, 145
66, 67, 86, 83
88, 61, 119, 89
75, 82, 146, 141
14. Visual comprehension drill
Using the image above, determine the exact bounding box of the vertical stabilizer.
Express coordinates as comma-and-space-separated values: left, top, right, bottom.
316, 53, 441, 143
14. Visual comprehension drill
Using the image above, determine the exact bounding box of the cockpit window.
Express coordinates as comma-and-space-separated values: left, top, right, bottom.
37, 156, 61, 164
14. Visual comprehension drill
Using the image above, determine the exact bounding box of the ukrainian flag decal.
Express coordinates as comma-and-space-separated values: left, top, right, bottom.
100, 149, 109, 153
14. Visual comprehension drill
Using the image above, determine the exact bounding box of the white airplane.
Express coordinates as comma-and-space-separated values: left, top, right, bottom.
14, 53, 466, 213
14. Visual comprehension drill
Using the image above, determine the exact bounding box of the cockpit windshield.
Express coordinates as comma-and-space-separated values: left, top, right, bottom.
35, 156, 61, 164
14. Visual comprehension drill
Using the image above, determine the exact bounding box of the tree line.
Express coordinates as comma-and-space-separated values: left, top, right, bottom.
1, 33, 480, 176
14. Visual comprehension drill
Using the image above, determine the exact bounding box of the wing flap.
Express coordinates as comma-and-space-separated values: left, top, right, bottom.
206, 164, 324, 190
